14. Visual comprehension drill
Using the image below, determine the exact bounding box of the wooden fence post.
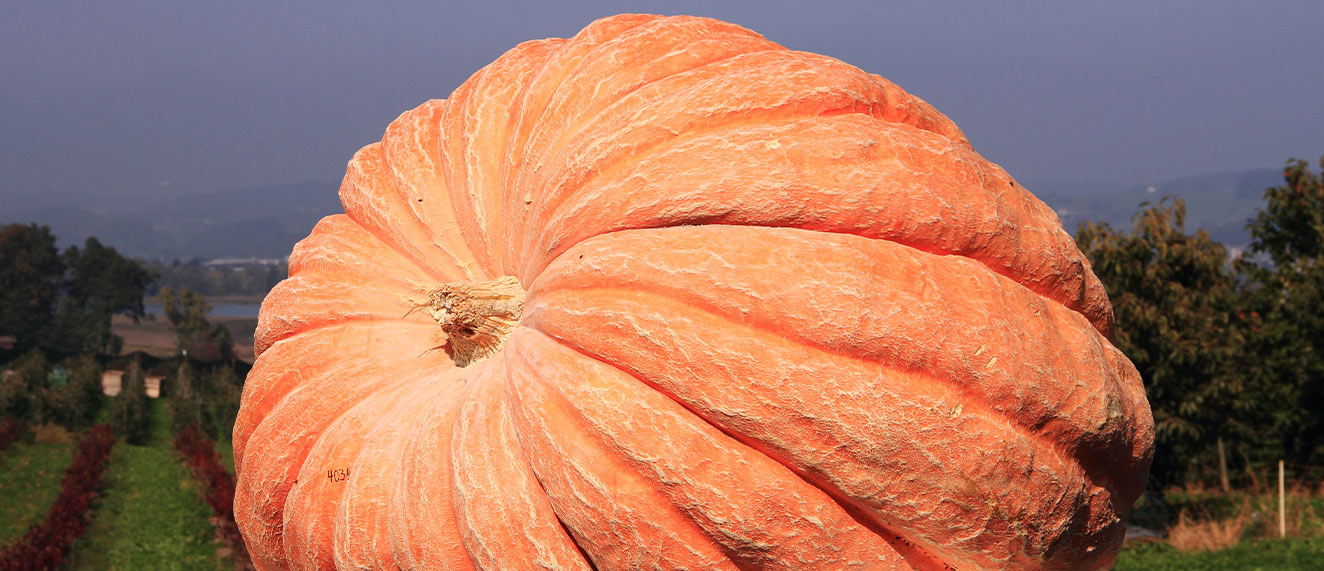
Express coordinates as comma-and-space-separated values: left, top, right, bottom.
1278, 459, 1286, 538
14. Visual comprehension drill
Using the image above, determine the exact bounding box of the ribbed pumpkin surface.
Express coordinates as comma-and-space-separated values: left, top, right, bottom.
234, 14, 1154, 570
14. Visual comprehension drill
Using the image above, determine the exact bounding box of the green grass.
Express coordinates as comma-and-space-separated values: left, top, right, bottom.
214, 436, 235, 476
0, 438, 73, 547
1116, 536, 1324, 570
64, 399, 232, 570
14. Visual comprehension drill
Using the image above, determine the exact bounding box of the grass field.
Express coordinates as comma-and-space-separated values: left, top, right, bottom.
63, 400, 233, 570
0, 439, 73, 547
1116, 536, 1324, 570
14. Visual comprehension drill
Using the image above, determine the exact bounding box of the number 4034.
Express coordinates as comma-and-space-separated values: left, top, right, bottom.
328, 468, 350, 482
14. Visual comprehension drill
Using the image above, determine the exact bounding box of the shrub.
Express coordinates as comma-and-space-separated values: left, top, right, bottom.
0, 349, 48, 424
109, 358, 150, 445
0, 418, 24, 453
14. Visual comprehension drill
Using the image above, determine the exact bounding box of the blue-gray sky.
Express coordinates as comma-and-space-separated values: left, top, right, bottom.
2, 0, 1321, 209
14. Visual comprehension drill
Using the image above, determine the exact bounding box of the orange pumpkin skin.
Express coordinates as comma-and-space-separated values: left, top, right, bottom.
234, 14, 1153, 571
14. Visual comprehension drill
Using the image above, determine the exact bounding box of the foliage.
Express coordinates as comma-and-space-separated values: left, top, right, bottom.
0, 349, 50, 425
0, 225, 156, 354
170, 361, 243, 444
157, 286, 234, 362
202, 366, 242, 442
0, 224, 63, 352
1076, 197, 1257, 490
0, 419, 24, 454
109, 359, 151, 445
0, 424, 113, 570
1239, 156, 1324, 467
170, 362, 204, 435
48, 237, 157, 354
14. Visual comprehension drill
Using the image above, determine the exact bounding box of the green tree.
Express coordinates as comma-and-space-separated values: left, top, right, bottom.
0, 224, 64, 351
202, 365, 242, 441
158, 286, 233, 362
49, 237, 156, 354
1, 225, 155, 354
1241, 156, 1324, 465
170, 360, 204, 434
1076, 197, 1258, 491
110, 358, 151, 445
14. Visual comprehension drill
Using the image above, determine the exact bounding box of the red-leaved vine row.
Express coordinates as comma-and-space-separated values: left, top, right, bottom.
0, 424, 114, 570
174, 426, 250, 567
0, 419, 24, 454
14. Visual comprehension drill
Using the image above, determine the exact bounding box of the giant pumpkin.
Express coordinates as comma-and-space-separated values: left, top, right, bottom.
234, 14, 1153, 570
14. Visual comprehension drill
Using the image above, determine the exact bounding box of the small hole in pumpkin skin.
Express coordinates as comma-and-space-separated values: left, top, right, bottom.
458, 327, 475, 337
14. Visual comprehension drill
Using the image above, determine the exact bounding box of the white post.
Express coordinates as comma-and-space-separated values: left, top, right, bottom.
1278, 459, 1286, 538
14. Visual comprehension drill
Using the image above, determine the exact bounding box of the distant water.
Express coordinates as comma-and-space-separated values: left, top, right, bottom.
142, 301, 260, 319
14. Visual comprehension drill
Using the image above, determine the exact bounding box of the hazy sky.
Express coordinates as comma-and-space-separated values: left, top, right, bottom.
2, 1, 1321, 207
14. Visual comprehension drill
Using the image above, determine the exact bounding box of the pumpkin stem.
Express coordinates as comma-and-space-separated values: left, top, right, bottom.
417, 276, 524, 367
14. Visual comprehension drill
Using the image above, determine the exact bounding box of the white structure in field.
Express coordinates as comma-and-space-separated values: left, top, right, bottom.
101, 370, 164, 398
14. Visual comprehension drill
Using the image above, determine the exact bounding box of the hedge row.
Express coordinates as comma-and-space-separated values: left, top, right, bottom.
0, 424, 114, 570
173, 425, 249, 564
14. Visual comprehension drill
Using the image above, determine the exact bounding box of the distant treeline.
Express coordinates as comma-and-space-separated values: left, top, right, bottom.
141, 259, 287, 299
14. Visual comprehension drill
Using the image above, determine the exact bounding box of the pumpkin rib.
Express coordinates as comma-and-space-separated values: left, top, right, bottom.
333, 380, 456, 569
528, 215, 1101, 367
237, 365, 427, 569
513, 110, 1107, 332
512, 328, 936, 571
524, 224, 1139, 499
234, 320, 448, 473
516, 16, 781, 158
514, 49, 950, 269
483, 15, 667, 274
513, 46, 966, 203
282, 376, 427, 569
500, 333, 748, 571
448, 363, 594, 571
379, 99, 486, 282
386, 379, 478, 570
340, 141, 484, 283
529, 286, 1111, 569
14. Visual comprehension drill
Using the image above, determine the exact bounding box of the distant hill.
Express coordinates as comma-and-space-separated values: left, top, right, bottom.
2, 182, 342, 260
1, 168, 1288, 260
1027, 168, 1282, 247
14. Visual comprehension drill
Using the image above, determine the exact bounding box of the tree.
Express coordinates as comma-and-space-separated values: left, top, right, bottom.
1076, 197, 1260, 491
1241, 156, 1324, 466
50, 237, 156, 354
158, 286, 233, 362
170, 361, 203, 434
0, 224, 64, 351
110, 358, 151, 445
1, 225, 154, 354
202, 365, 242, 441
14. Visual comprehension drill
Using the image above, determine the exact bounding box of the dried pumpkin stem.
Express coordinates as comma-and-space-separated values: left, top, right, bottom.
419, 275, 524, 367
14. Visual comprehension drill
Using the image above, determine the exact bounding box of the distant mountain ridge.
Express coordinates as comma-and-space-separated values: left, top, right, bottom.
2, 168, 1288, 260
2, 182, 342, 260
